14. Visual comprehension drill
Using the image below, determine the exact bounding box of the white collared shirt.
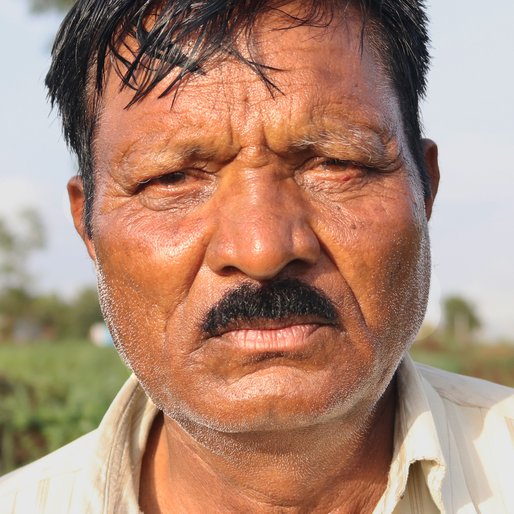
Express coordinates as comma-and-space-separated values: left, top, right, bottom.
1, 355, 514, 513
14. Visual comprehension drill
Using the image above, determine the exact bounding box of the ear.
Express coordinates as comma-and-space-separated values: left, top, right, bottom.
421, 138, 440, 220
67, 175, 96, 262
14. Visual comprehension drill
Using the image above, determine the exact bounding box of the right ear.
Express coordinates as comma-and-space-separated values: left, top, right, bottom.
67, 175, 97, 262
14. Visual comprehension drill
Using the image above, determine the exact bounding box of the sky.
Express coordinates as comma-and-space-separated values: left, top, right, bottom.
0, 0, 513, 340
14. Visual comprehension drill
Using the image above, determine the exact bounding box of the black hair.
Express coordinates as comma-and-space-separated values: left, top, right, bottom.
46, 0, 431, 236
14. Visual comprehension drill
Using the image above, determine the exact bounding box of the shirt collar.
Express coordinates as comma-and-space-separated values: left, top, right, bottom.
378, 354, 451, 514
88, 375, 159, 514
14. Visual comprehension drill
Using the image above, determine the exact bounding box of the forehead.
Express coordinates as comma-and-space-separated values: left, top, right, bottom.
94, 8, 401, 165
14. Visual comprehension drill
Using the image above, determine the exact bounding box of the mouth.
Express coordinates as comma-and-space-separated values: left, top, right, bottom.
209, 318, 335, 353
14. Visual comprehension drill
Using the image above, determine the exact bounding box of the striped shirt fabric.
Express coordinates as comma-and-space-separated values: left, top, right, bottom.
1, 354, 514, 513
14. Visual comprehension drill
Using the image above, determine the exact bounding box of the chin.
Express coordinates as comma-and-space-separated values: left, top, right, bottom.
138, 363, 389, 435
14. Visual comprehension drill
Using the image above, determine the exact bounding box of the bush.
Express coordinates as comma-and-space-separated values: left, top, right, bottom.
0, 341, 130, 474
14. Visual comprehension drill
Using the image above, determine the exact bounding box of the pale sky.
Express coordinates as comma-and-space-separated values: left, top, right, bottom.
0, 0, 513, 339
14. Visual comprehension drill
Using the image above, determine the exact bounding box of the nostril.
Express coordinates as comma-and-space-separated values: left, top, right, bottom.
288, 257, 317, 270
218, 265, 242, 277
218, 257, 315, 279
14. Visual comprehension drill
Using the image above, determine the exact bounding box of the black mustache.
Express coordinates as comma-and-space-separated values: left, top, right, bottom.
202, 278, 339, 337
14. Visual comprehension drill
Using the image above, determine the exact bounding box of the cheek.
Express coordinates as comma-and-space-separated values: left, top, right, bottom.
96, 204, 210, 290
91, 205, 211, 364
314, 189, 430, 341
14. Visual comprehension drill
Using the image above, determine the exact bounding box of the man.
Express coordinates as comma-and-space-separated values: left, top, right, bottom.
1, 0, 513, 512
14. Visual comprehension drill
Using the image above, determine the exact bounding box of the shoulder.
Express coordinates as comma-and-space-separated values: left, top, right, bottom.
0, 430, 98, 514
406, 360, 514, 510
415, 361, 514, 419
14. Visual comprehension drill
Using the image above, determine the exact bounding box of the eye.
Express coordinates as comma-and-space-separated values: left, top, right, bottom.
319, 158, 365, 172
134, 167, 215, 210
321, 159, 353, 170
296, 157, 372, 193
139, 171, 187, 190
314, 158, 370, 181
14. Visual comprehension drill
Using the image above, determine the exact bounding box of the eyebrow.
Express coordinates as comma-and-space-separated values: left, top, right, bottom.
116, 137, 221, 178
290, 124, 401, 167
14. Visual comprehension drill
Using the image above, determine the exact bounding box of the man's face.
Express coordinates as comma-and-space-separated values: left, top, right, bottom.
70, 9, 437, 432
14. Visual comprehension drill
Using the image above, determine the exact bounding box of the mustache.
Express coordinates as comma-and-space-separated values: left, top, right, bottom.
201, 278, 339, 337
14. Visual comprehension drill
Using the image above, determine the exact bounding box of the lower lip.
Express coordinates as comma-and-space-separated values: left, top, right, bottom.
220, 324, 321, 353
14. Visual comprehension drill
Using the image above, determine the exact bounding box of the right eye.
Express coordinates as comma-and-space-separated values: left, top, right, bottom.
134, 167, 216, 211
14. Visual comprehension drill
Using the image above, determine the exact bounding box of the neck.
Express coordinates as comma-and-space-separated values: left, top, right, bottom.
139, 379, 396, 514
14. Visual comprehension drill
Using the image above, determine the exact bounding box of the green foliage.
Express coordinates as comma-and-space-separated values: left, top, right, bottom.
0, 286, 104, 341
442, 295, 481, 342
0, 209, 45, 290
69, 287, 104, 338
0, 210, 103, 340
0, 341, 130, 474
30, 293, 72, 338
0, 210, 52, 340
411, 338, 514, 388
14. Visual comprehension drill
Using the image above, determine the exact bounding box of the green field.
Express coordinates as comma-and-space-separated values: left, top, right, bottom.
0, 341, 130, 474
1, 339, 513, 475
410, 341, 514, 388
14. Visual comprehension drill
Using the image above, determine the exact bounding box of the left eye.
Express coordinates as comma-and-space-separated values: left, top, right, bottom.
137, 171, 188, 191
153, 172, 187, 186
320, 159, 356, 170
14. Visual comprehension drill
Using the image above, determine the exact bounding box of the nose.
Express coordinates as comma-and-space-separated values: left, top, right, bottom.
205, 179, 320, 280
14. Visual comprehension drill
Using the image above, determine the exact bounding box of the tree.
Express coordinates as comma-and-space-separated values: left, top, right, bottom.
69, 287, 104, 338
442, 295, 481, 344
0, 211, 104, 341
0, 210, 45, 291
0, 210, 46, 340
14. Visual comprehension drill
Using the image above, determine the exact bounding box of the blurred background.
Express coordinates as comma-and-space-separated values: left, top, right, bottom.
1, 0, 513, 473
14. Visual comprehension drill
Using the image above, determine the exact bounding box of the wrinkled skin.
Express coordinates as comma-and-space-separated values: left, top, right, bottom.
69, 6, 439, 513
